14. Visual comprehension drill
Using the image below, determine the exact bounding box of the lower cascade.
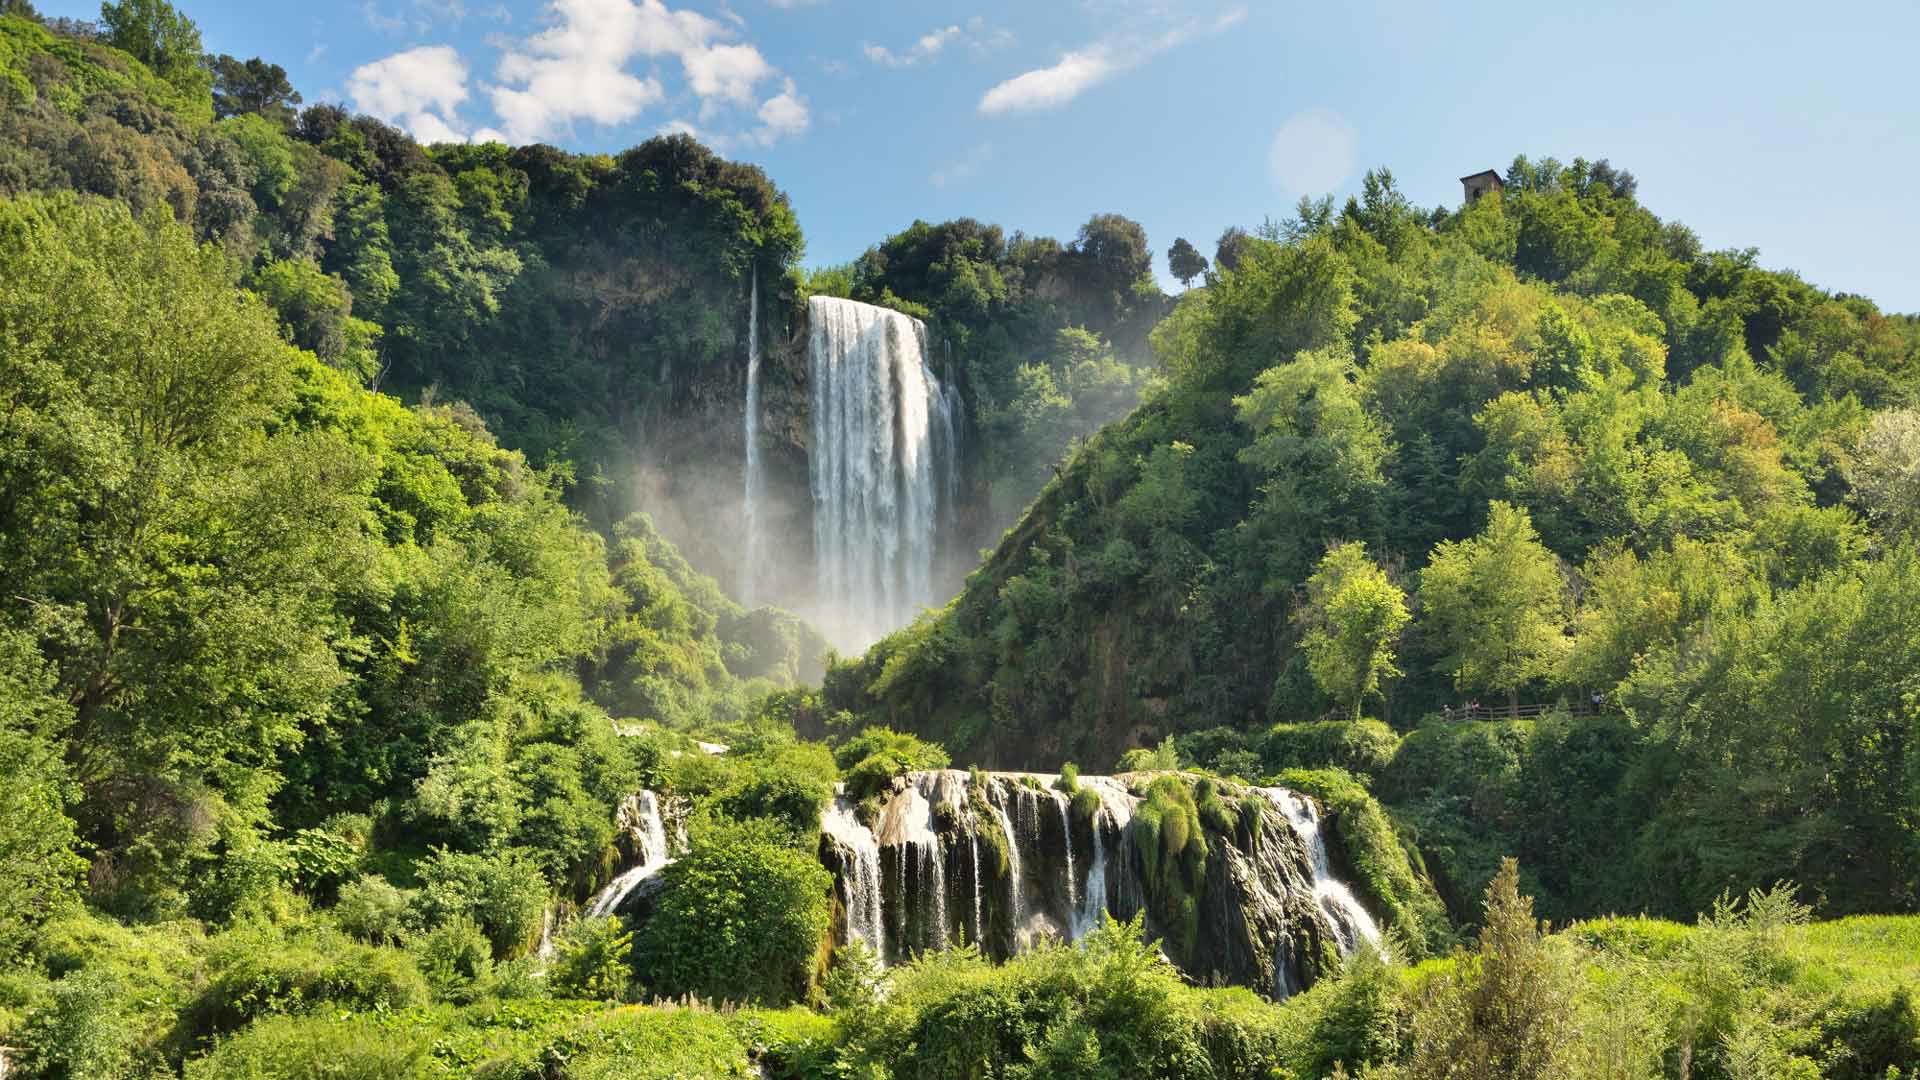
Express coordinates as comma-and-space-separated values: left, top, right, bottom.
817, 771, 1381, 998
583, 790, 680, 919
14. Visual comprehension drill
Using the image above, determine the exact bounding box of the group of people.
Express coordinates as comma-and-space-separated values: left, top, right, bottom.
1441, 691, 1607, 721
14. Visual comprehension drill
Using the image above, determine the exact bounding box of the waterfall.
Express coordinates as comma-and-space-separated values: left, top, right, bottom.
813, 772, 1380, 998
740, 268, 762, 606
823, 799, 887, 961
807, 296, 952, 650
970, 828, 984, 947
1057, 793, 1077, 911
1263, 789, 1383, 953
1072, 811, 1108, 941
585, 791, 673, 919
988, 795, 1024, 937
923, 837, 948, 951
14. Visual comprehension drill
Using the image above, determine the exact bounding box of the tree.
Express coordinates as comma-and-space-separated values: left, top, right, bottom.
208, 54, 301, 125
635, 819, 832, 1004
1167, 236, 1208, 289
98, 0, 209, 99
1215, 225, 1254, 274
1851, 407, 1920, 541
1298, 543, 1410, 720
1419, 502, 1570, 705
1404, 859, 1579, 1080
0, 196, 364, 908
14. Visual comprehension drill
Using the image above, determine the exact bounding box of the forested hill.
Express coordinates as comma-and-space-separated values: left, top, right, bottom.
821, 163, 1920, 920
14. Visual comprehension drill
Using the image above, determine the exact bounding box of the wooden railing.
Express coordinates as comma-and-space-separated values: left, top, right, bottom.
1439, 700, 1604, 721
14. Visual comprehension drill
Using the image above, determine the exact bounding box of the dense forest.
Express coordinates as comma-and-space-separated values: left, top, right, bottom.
2, 2, 1919, 1078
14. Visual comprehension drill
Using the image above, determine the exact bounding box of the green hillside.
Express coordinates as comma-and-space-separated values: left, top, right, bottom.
823, 162, 1920, 920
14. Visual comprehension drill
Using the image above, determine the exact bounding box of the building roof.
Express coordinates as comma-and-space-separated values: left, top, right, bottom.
1460, 169, 1503, 184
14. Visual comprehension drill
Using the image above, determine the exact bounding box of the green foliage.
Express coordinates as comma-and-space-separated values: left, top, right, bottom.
634, 819, 832, 1005
1298, 542, 1410, 719
182, 1015, 430, 1080
181, 921, 428, 1043
715, 741, 836, 842
1262, 719, 1401, 778
1419, 501, 1570, 700
412, 849, 549, 959
1129, 777, 1210, 964
333, 875, 411, 945
833, 727, 951, 800
550, 916, 634, 1002
1115, 736, 1181, 773
410, 913, 493, 999
0, 625, 81, 962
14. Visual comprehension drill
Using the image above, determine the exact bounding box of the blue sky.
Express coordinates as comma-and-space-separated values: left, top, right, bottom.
44, 0, 1920, 310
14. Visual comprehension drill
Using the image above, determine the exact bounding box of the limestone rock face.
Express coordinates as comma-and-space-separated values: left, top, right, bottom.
817, 770, 1384, 998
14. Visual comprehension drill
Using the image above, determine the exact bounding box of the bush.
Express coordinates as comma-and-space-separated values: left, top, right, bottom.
412, 914, 493, 999
334, 874, 412, 945
413, 848, 550, 958
1115, 735, 1181, 772
715, 742, 837, 841
833, 728, 949, 800
182, 1015, 431, 1080
553, 1007, 755, 1080
550, 916, 634, 1002
1262, 718, 1401, 778
635, 820, 832, 1005
17, 968, 147, 1080
181, 923, 429, 1042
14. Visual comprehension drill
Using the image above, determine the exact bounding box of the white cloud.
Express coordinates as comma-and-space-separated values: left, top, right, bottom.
751, 78, 809, 143
931, 142, 993, 189
348, 45, 475, 143
978, 6, 1242, 115
487, 0, 798, 143
1268, 109, 1358, 196
979, 47, 1114, 114
864, 25, 959, 68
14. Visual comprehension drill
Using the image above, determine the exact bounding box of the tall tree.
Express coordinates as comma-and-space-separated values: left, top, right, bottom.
98, 0, 208, 98
208, 54, 302, 125
1419, 502, 1570, 705
1297, 542, 1409, 719
1167, 236, 1208, 289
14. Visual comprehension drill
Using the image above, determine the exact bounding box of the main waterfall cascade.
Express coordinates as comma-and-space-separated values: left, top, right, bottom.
807, 296, 961, 650
817, 771, 1381, 999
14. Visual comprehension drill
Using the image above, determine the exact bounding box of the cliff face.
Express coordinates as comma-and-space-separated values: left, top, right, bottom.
818, 770, 1384, 998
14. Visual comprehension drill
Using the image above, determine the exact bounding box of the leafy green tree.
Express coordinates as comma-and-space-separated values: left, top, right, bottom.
98, 0, 209, 100
635, 819, 832, 1005
1404, 859, 1579, 1080
1851, 407, 1920, 541
207, 54, 300, 125
1298, 543, 1410, 719
0, 196, 366, 909
1419, 502, 1570, 704
1167, 235, 1208, 288
0, 626, 82, 961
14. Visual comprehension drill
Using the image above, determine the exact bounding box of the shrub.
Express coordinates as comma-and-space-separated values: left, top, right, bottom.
554, 1007, 755, 1080
181, 924, 428, 1042
715, 742, 837, 841
333, 875, 412, 945
182, 1015, 431, 1080
413, 914, 494, 999
412, 848, 550, 958
1262, 718, 1401, 777
833, 728, 949, 800
635, 820, 832, 1005
550, 916, 634, 1002
1115, 736, 1181, 772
